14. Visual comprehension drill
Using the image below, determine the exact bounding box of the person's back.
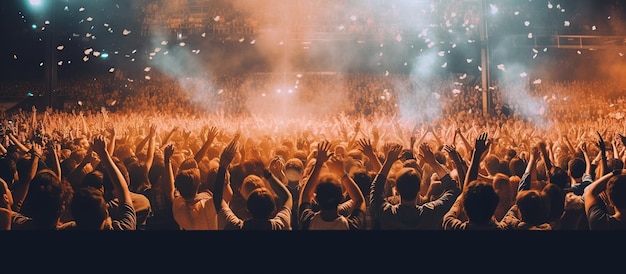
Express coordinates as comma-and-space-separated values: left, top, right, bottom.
172, 168, 218, 230
371, 143, 460, 230
501, 189, 552, 230
443, 180, 506, 230
584, 171, 626, 230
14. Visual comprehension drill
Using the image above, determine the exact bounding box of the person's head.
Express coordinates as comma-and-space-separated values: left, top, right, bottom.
462, 180, 499, 225
70, 186, 108, 230
0, 178, 13, 210
240, 174, 266, 200
174, 168, 201, 200
509, 157, 525, 178
607, 174, 626, 211
80, 170, 105, 193
567, 158, 585, 180
548, 166, 570, 189
483, 155, 500, 176
246, 188, 276, 220
515, 190, 549, 226
541, 183, 564, 222
394, 167, 421, 202
504, 148, 517, 161
0, 157, 17, 188
127, 162, 150, 193
314, 173, 344, 211
608, 158, 624, 172
101, 156, 130, 201
498, 160, 511, 176
21, 169, 66, 229
284, 158, 304, 183
275, 146, 290, 162
179, 158, 199, 172
492, 173, 512, 204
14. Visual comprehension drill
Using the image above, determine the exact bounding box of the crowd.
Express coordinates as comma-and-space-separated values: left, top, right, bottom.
1, 69, 626, 230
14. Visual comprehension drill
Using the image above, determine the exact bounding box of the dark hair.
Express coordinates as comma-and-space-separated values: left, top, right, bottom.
395, 168, 421, 201
484, 155, 500, 176
0, 157, 16, 187
315, 173, 344, 210
81, 170, 105, 190
463, 180, 499, 225
70, 186, 108, 229
101, 156, 130, 201
127, 162, 150, 193
608, 158, 624, 172
246, 188, 276, 220
21, 169, 65, 229
548, 166, 569, 189
607, 175, 626, 209
175, 168, 201, 199
509, 157, 526, 178
542, 183, 564, 223
516, 190, 549, 226
567, 158, 585, 179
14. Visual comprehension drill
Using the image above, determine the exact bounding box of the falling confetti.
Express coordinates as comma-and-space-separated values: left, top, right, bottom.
83, 56, 89, 62
564, 21, 570, 27
145, 75, 151, 80
123, 29, 131, 35
179, 42, 186, 47
497, 64, 506, 71
109, 67, 115, 73
79, 7, 85, 12
144, 67, 151, 72
213, 16, 220, 22
57, 61, 63, 66
13, 54, 17, 60
57, 45, 64, 51
86, 17, 93, 22
250, 40, 256, 44
520, 72, 528, 78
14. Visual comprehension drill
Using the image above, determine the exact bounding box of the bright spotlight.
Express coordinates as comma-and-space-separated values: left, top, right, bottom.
29, 0, 43, 7
489, 4, 498, 15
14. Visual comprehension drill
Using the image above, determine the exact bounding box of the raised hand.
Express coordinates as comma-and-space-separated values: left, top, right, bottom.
315, 140, 334, 164
163, 143, 174, 162
443, 144, 457, 157
419, 143, 437, 164
206, 126, 219, 142
474, 132, 490, 155
91, 135, 108, 158
597, 131, 606, 152
385, 143, 403, 163
219, 136, 239, 168
148, 124, 157, 138
530, 145, 540, 159
619, 133, 626, 147
356, 138, 375, 156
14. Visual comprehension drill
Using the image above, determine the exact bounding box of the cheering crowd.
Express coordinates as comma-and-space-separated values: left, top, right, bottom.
1, 70, 626, 230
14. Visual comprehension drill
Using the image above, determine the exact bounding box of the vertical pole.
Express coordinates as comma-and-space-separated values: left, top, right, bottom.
479, 0, 491, 117
45, 0, 57, 109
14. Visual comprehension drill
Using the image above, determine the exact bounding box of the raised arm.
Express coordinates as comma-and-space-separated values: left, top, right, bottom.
596, 131, 608, 177
92, 135, 132, 206
443, 144, 467, 186
463, 132, 490, 192
45, 141, 61, 180
194, 126, 219, 164
106, 127, 116, 157
263, 167, 292, 212
144, 125, 157, 171
8, 133, 29, 154
213, 134, 239, 212
584, 169, 622, 218
538, 141, 552, 171
299, 140, 333, 208
159, 126, 179, 150
162, 144, 175, 202
11, 143, 42, 212
356, 138, 382, 172
519, 146, 540, 192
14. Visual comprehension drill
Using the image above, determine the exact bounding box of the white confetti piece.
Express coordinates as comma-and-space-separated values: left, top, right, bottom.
179, 42, 186, 46
144, 67, 151, 72
13, 54, 17, 59
520, 72, 527, 77
524, 21, 530, 27
79, 7, 85, 12
564, 21, 570, 27
83, 56, 89, 62
123, 29, 131, 35
86, 17, 93, 22
145, 75, 151, 80
214, 16, 220, 22
57, 45, 64, 51
250, 40, 256, 44
93, 51, 100, 57
57, 61, 63, 66
109, 67, 115, 73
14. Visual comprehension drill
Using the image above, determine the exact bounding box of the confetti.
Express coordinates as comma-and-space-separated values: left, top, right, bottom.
123, 29, 131, 35
179, 42, 186, 46
564, 21, 570, 27
144, 67, 151, 72
86, 17, 93, 22
109, 67, 115, 73
79, 7, 85, 12
250, 40, 256, 45
452, 89, 461, 94
13, 54, 17, 60
83, 56, 89, 62
145, 75, 151, 80
528, 33, 533, 39
213, 16, 220, 22
57, 45, 64, 51
459, 74, 467, 80
520, 72, 527, 77
524, 21, 530, 27
497, 64, 506, 71
57, 61, 63, 66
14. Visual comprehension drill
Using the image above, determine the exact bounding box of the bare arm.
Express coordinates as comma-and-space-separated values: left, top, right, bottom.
299, 141, 333, 207
194, 126, 218, 164
11, 143, 42, 212
92, 135, 132, 206
463, 132, 490, 192
213, 134, 239, 212
162, 144, 175, 202
356, 138, 382, 172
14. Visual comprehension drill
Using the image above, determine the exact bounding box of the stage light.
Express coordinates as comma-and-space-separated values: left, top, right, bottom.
29, 0, 43, 7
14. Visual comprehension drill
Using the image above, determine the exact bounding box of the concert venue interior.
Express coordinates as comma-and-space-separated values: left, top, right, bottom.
1, 0, 626, 231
